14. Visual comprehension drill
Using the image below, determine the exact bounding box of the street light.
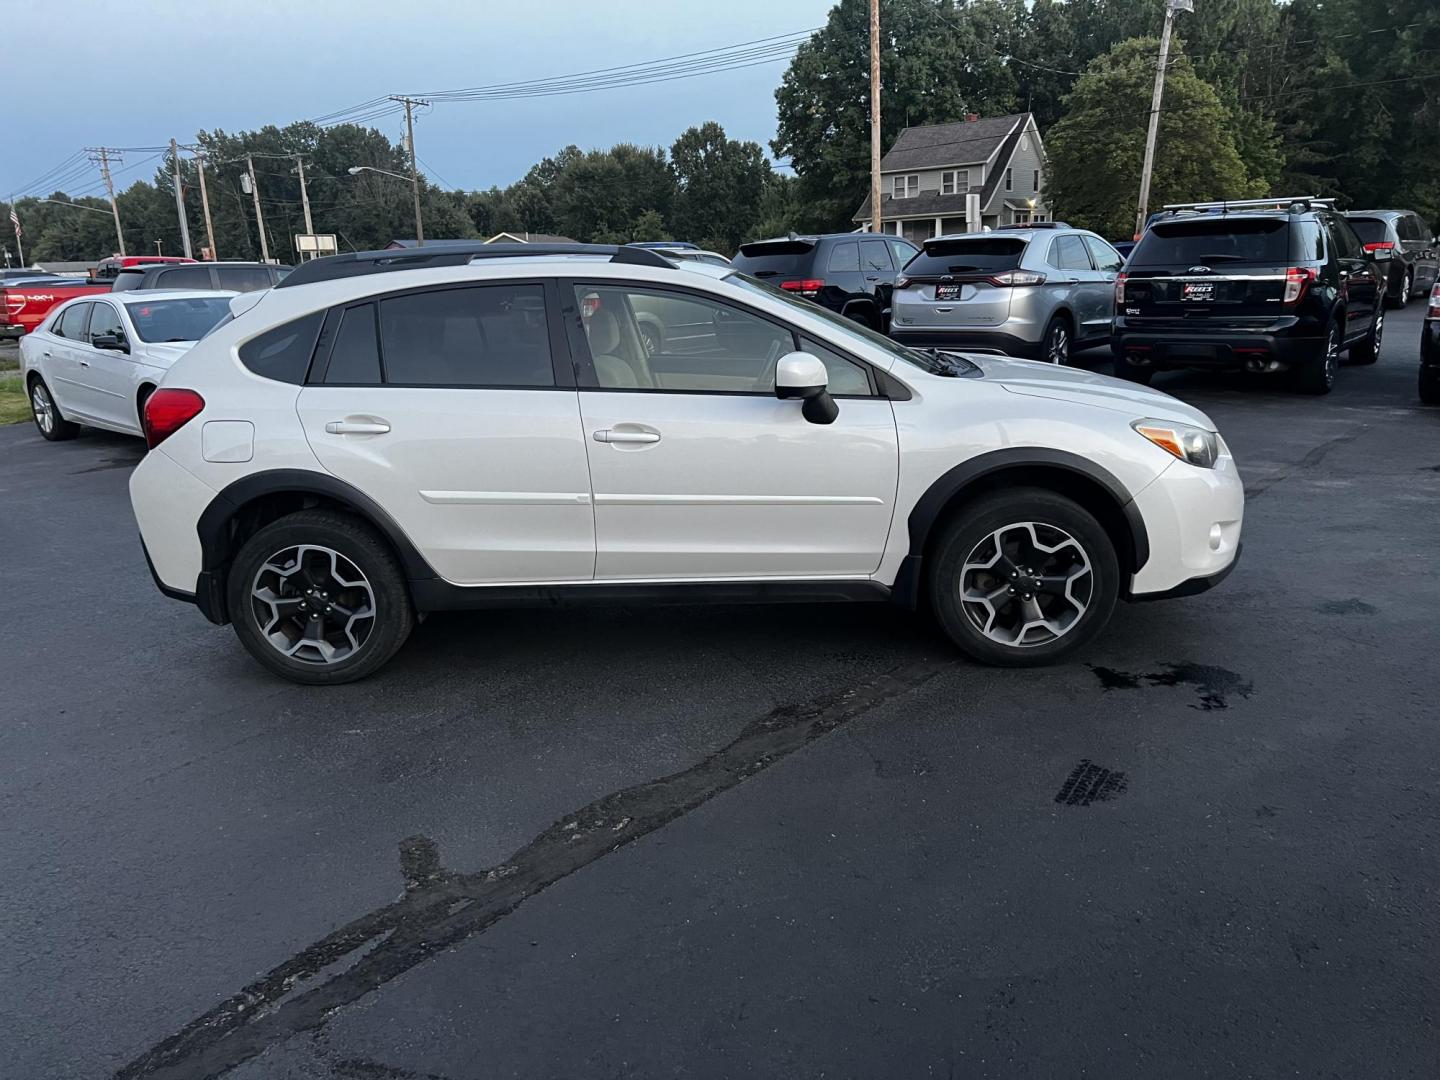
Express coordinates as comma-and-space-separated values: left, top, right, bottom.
348, 165, 424, 246
40, 198, 113, 216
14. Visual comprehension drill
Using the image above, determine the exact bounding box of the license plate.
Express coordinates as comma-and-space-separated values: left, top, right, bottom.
935, 284, 961, 300
1182, 282, 1215, 301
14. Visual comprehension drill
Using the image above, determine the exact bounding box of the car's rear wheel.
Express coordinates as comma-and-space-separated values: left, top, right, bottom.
227, 510, 414, 685
1294, 320, 1340, 394
928, 488, 1119, 667
1420, 366, 1440, 405
28, 376, 79, 441
1349, 307, 1383, 365
1041, 315, 1071, 365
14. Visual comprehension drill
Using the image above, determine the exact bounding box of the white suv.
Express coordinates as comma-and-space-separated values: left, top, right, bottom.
129, 243, 1244, 684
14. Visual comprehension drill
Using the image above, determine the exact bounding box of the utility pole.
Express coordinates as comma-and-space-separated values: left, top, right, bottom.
86, 147, 126, 256
295, 155, 314, 236
1134, 0, 1193, 239
391, 95, 428, 246
193, 147, 217, 260
245, 154, 270, 263
170, 138, 193, 259
869, 0, 882, 236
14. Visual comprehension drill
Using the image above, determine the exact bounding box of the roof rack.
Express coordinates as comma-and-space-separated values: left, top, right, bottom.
275, 242, 675, 289
1160, 197, 1336, 214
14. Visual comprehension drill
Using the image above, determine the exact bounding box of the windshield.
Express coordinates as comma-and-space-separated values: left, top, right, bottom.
124, 296, 234, 342
726, 272, 959, 375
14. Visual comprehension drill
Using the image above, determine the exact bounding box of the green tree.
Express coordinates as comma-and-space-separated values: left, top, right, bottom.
668, 122, 770, 253
1045, 37, 1261, 237
773, 0, 1020, 231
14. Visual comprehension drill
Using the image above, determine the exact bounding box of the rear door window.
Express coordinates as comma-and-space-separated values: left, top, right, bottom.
238, 311, 324, 384
1132, 217, 1291, 266
156, 265, 216, 290
860, 239, 894, 272
87, 302, 125, 344
54, 303, 91, 339
323, 304, 382, 385
378, 284, 554, 388
903, 237, 1027, 277
888, 239, 918, 269
826, 242, 860, 273
1083, 236, 1124, 272
1049, 234, 1093, 271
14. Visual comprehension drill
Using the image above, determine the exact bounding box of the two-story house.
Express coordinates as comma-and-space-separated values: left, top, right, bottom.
852, 112, 1050, 244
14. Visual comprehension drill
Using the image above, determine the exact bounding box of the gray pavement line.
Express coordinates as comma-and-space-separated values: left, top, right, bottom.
1243, 423, 1371, 499
114, 658, 947, 1080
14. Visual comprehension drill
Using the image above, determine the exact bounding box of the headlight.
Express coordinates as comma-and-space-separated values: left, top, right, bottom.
1132, 419, 1222, 468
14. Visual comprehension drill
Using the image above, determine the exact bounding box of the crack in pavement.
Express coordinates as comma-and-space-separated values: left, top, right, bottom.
1243, 424, 1369, 499
115, 658, 946, 1080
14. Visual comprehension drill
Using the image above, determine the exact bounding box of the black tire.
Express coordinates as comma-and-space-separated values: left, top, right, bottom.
227, 509, 414, 685
1349, 306, 1383, 366
1420, 367, 1440, 406
845, 307, 877, 331
1111, 350, 1154, 385
136, 384, 156, 429
27, 375, 80, 441
1040, 314, 1072, 365
928, 488, 1120, 668
1294, 319, 1340, 394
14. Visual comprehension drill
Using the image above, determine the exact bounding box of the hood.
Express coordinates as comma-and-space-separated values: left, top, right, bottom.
966, 353, 1216, 429
133, 341, 196, 368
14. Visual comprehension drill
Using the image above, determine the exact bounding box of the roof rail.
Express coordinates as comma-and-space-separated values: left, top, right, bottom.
275, 242, 675, 289
1160, 196, 1336, 214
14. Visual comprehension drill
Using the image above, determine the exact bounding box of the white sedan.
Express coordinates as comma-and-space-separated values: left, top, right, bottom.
20, 290, 235, 442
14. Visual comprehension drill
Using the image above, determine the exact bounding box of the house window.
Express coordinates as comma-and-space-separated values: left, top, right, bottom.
1012, 209, 1031, 225
891, 174, 919, 199
940, 169, 969, 195
1021, 136, 1030, 152
1005, 168, 1013, 192
1033, 170, 1040, 191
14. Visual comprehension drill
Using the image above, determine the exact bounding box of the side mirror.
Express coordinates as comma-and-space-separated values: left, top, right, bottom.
91, 332, 128, 353
774, 351, 838, 425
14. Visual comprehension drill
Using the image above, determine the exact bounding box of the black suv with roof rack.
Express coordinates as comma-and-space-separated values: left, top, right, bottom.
729, 234, 920, 331
1112, 198, 1385, 395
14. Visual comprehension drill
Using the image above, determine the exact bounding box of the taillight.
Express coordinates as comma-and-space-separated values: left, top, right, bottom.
1362, 241, 1395, 255
144, 388, 205, 449
987, 270, 1046, 287
1283, 266, 1317, 305
1115, 272, 1128, 304
1429, 283, 1440, 318
780, 279, 825, 297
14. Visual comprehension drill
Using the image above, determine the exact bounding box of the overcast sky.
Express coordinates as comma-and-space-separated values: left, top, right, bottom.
4, 0, 835, 199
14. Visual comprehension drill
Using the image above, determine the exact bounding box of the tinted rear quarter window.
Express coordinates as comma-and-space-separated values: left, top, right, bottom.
732, 241, 816, 278
1049, 234, 1092, 271
1346, 218, 1391, 246
238, 311, 323, 384
1133, 217, 1290, 266
905, 237, 1027, 277
54, 303, 91, 339
378, 284, 554, 388
157, 265, 216, 289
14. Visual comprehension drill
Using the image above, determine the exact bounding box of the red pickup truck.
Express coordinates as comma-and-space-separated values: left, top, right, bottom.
1, 256, 197, 337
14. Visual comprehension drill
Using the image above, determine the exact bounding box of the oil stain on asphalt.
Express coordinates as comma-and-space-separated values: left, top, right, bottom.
1088, 662, 1254, 711
114, 659, 947, 1080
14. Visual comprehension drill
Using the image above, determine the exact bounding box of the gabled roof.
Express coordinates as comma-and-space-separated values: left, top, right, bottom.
485, 231, 578, 245
880, 113, 1028, 173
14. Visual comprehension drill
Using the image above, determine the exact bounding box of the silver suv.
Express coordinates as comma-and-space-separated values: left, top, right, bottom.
889, 226, 1126, 364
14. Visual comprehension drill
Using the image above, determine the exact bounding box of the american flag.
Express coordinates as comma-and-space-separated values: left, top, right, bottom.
8, 208, 19, 239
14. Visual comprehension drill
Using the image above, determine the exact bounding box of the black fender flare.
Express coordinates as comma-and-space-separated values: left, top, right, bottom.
197, 469, 440, 583
892, 448, 1150, 607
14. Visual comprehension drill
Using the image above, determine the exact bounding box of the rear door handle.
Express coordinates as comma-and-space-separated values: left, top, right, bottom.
325, 420, 391, 435
593, 429, 660, 444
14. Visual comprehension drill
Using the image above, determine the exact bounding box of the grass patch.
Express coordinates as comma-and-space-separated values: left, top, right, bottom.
0, 372, 31, 425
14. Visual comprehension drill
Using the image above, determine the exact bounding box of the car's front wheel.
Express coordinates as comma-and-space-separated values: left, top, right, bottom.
928, 488, 1119, 667
1350, 307, 1382, 365
28, 376, 79, 441
1294, 320, 1340, 394
227, 510, 414, 685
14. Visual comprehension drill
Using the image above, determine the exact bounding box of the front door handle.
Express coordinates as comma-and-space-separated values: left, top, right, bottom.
78, 358, 90, 367
593, 428, 660, 444
325, 419, 391, 435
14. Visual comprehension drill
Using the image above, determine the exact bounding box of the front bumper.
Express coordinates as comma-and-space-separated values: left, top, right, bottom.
1127, 455, 1244, 598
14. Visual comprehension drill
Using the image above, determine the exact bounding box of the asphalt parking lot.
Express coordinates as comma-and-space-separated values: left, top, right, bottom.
2, 309, 1438, 1080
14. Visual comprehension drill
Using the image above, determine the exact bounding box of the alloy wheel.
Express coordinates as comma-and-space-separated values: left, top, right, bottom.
250, 544, 377, 665
1047, 324, 1070, 365
1401, 270, 1413, 306
1373, 310, 1384, 354
30, 383, 54, 435
1324, 325, 1339, 386
959, 521, 1093, 647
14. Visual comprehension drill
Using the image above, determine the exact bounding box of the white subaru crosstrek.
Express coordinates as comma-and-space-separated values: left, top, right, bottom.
129, 244, 1243, 684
